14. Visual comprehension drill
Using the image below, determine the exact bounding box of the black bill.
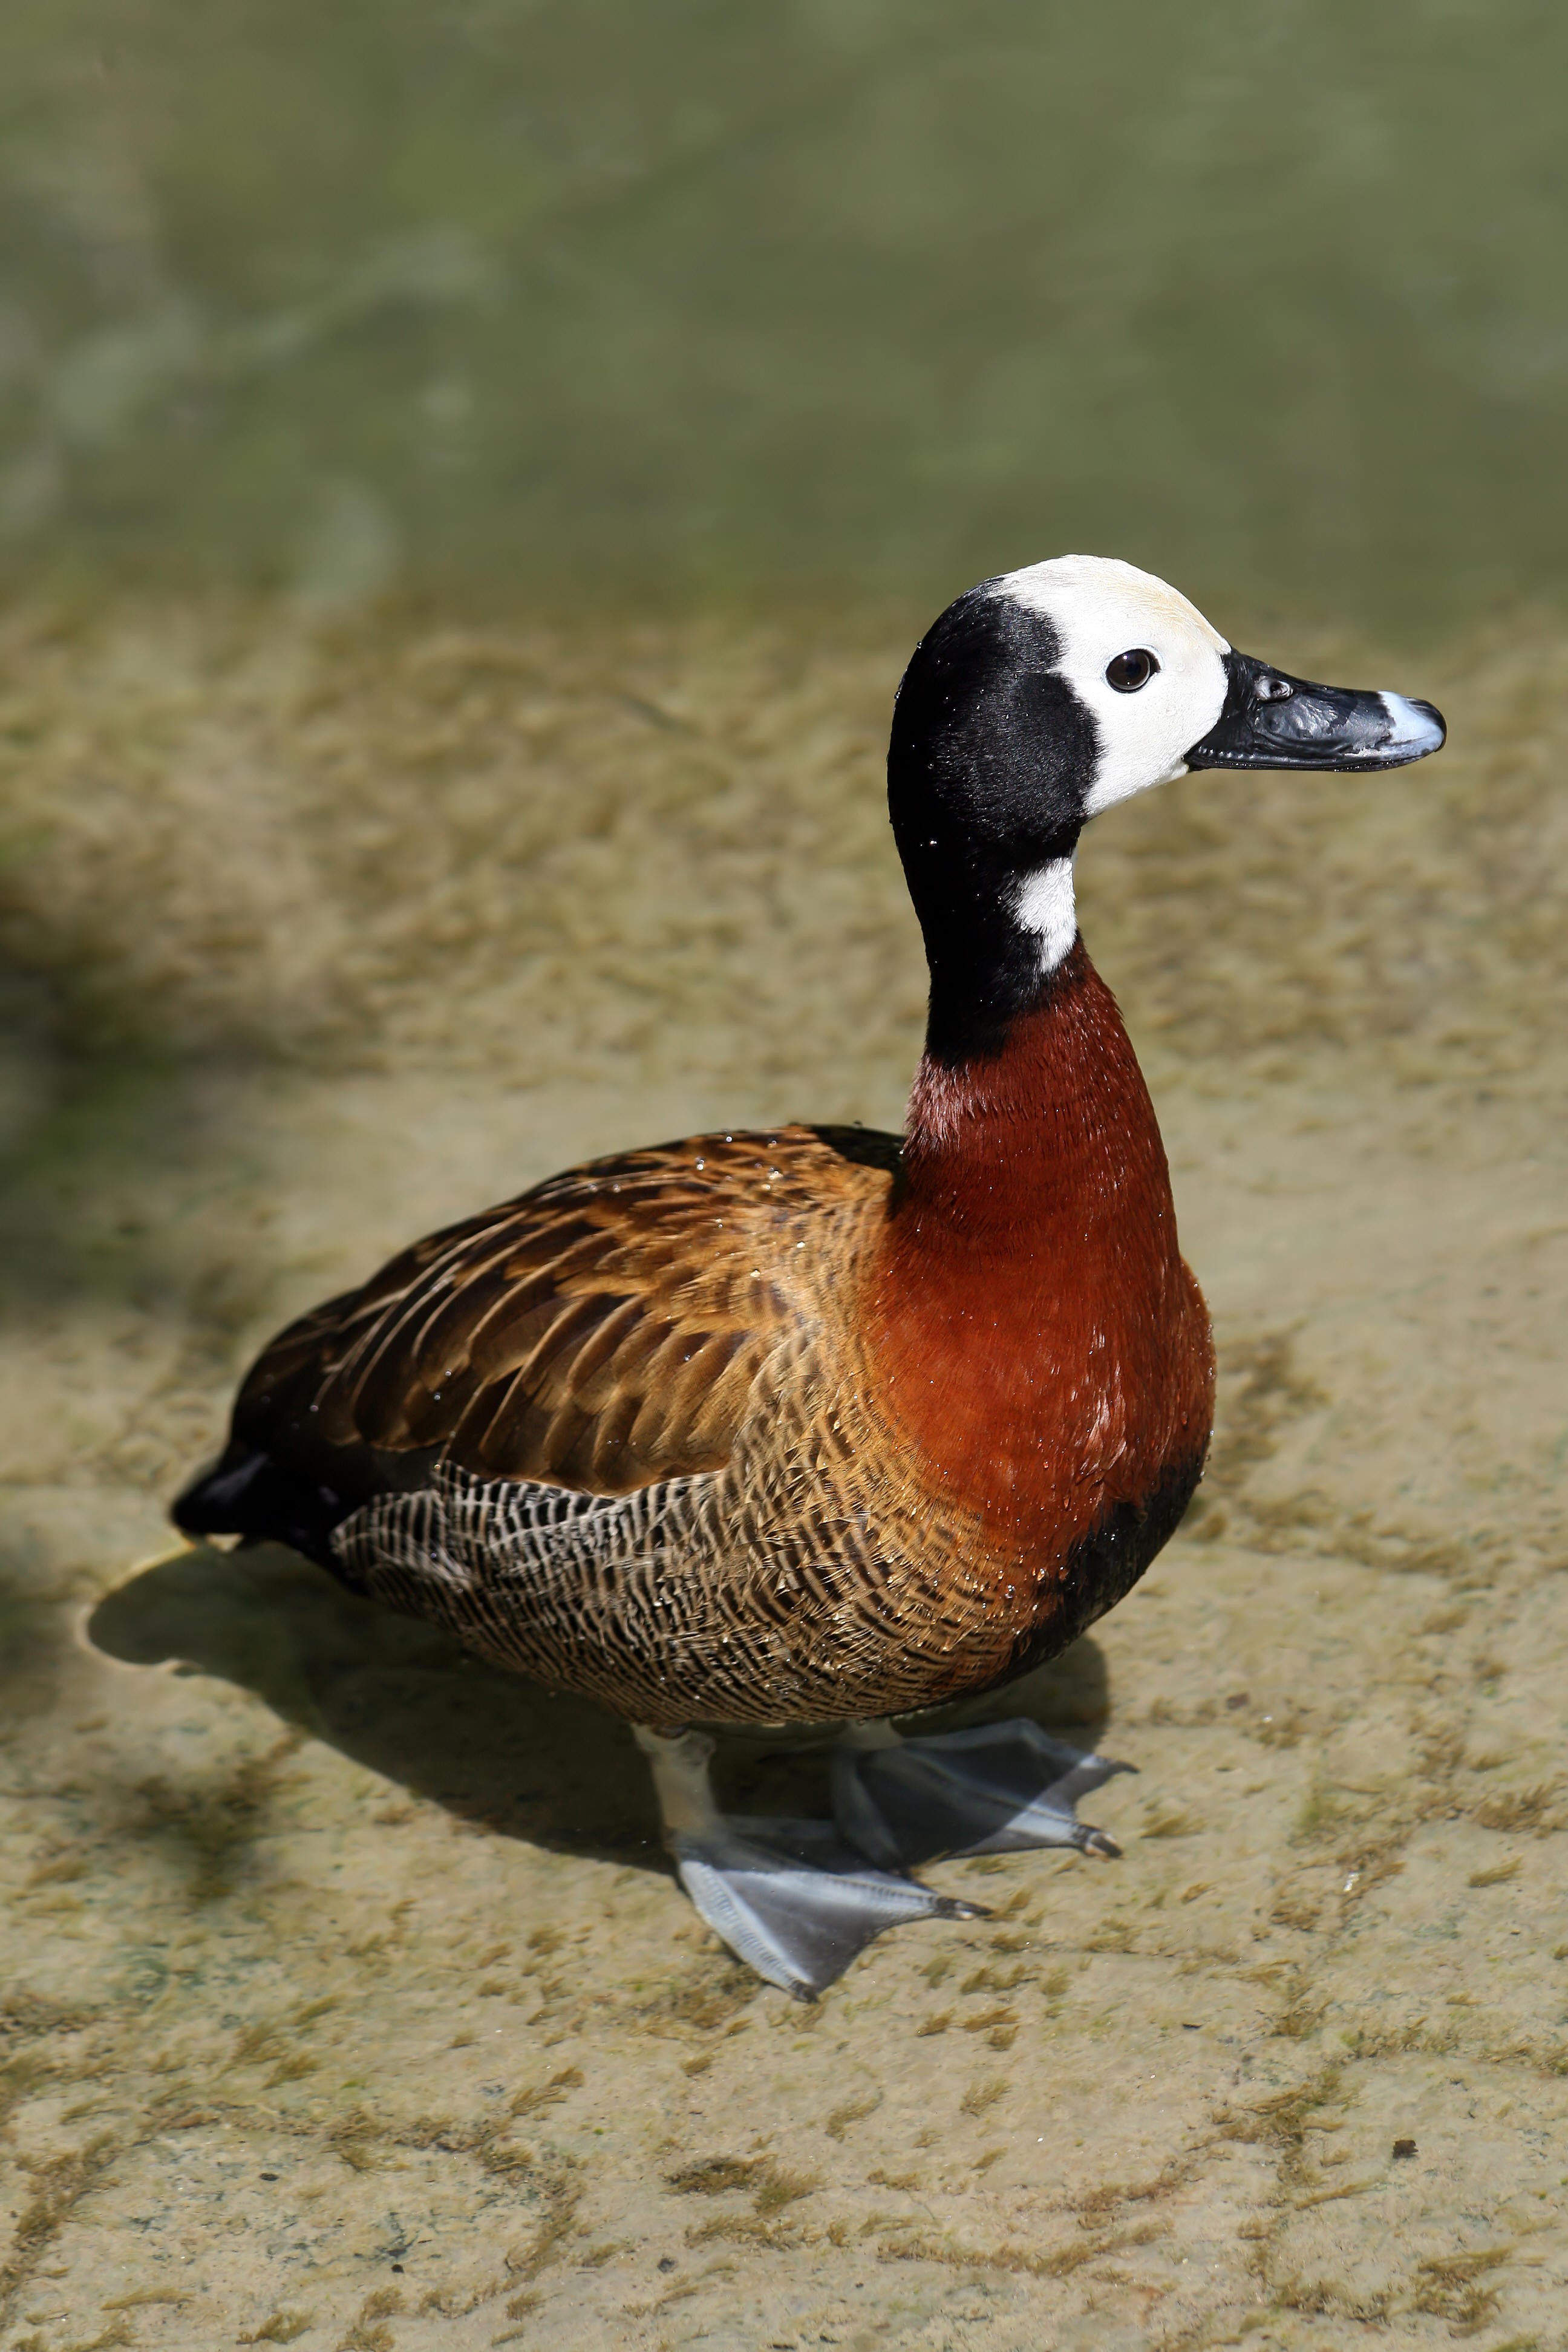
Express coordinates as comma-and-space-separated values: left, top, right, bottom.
1185, 649, 1446, 773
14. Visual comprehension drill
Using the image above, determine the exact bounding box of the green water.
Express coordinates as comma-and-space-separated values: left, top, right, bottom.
0, 0, 1562, 628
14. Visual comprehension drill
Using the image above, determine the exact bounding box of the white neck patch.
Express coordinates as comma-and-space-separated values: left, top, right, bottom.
1013, 855, 1077, 975
995, 554, 1231, 817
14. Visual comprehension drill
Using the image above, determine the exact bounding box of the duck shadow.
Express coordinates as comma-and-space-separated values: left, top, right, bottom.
86, 1543, 1115, 1877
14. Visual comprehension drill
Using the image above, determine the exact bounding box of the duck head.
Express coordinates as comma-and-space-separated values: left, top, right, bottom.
889, 554, 1446, 1067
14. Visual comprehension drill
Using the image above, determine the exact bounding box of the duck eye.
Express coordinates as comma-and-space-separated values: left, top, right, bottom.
1105, 648, 1158, 693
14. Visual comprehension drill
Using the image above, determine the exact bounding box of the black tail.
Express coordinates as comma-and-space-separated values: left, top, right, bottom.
172, 1441, 350, 1574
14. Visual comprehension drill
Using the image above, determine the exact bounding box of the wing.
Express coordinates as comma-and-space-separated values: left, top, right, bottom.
223, 1123, 901, 1507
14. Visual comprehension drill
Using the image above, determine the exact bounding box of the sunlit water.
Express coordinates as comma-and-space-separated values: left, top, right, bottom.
0, 0, 1564, 626
1, 7, 1567, 2345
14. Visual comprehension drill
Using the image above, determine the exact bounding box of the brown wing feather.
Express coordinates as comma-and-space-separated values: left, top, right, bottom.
231, 1125, 899, 1500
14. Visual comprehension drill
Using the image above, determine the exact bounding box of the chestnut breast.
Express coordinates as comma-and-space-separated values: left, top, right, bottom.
860, 944, 1215, 1575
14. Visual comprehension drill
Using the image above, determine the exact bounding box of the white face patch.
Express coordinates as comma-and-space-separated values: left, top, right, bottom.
995, 554, 1231, 817
1013, 854, 1077, 975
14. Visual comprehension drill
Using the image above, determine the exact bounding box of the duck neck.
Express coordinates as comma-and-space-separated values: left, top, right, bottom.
867, 934, 1208, 1557
898, 936, 1174, 1252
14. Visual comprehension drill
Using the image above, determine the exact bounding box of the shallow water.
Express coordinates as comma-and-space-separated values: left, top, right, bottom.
0, 1, 1566, 626
0, 595, 1565, 2344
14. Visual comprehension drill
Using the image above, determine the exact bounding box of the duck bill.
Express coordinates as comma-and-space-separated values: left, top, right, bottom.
1184, 649, 1446, 773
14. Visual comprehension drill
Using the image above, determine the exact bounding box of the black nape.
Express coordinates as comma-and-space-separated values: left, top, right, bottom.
887, 584, 1098, 1068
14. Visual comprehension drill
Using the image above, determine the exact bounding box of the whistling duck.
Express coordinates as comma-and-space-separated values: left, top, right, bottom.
174, 557, 1445, 1998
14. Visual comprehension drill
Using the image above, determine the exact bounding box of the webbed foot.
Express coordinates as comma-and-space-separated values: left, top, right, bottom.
673, 1818, 984, 2001
831, 1717, 1134, 1870
635, 1725, 984, 1999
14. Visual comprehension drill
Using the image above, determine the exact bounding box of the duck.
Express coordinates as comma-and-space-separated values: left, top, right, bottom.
173, 555, 1446, 1999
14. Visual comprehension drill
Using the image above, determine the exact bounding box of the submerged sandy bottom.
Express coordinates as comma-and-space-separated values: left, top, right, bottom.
0, 598, 1564, 2348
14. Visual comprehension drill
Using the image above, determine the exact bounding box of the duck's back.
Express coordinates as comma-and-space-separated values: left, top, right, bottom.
178, 1124, 912, 1722
234, 1122, 887, 1501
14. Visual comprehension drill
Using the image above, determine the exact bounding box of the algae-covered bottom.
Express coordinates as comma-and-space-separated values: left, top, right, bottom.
0, 600, 1565, 2347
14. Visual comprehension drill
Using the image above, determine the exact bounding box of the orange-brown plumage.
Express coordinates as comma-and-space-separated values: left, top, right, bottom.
867, 942, 1214, 1584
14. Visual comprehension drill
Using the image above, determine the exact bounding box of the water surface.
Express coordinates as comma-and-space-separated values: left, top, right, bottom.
0, 0, 1563, 626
